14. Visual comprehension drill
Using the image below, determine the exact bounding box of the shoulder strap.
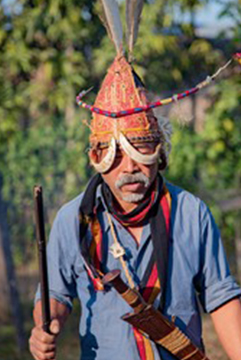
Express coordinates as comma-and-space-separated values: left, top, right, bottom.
150, 200, 169, 310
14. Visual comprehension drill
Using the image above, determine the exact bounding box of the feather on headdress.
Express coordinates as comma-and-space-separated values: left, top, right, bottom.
126, 0, 145, 61
98, 0, 145, 59
99, 0, 123, 55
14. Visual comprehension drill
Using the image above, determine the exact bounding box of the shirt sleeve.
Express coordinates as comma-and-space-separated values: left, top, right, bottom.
197, 203, 241, 313
35, 210, 78, 311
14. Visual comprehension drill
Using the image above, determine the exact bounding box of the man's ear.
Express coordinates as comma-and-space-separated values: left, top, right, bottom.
159, 153, 167, 171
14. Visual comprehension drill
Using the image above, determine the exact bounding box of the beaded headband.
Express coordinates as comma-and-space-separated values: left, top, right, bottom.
77, 53, 241, 119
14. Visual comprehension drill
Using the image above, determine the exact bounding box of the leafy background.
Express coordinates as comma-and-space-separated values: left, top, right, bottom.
0, 0, 240, 359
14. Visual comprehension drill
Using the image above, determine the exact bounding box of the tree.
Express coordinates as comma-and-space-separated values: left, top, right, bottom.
0, 174, 26, 351
0, 0, 104, 265
166, 0, 241, 278
0, 0, 105, 349
1, 0, 240, 355
0, 0, 218, 265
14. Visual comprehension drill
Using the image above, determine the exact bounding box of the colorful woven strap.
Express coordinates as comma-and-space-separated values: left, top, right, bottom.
133, 186, 171, 360
77, 53, 241, 119
85, 181, 171, 359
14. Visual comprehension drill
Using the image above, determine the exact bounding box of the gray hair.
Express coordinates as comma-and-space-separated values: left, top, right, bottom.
157, 116, 173, 164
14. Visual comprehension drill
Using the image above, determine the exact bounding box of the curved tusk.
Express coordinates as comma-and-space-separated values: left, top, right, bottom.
90, 137, 116, 173
119, 133, 161, 165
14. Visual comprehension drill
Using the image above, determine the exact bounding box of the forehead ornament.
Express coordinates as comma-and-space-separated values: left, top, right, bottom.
90, 133, 161, 173
119, 133, 161, 166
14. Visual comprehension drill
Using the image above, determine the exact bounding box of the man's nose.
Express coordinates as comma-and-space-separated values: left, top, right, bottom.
122, 154, 139, 173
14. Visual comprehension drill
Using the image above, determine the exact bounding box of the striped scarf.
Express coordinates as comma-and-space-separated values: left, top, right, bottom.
79, 174, 171, 360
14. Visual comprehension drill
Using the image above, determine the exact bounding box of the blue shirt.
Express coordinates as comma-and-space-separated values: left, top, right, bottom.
36, 181, 241, 360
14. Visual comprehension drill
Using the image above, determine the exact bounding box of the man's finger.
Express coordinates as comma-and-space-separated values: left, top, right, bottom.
30, 343, 56, 360
29, 336, 56, 353
50, 319, 60, 335
31, 325, 56, 343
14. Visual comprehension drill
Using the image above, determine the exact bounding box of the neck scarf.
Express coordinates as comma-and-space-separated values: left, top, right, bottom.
101, 178, 158, 227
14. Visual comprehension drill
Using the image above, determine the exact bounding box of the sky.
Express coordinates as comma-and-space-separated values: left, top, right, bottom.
196, 1, 235, 37
1, 0, 236, 37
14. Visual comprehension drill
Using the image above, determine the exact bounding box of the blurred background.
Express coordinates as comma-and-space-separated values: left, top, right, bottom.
0, 0, 240, 359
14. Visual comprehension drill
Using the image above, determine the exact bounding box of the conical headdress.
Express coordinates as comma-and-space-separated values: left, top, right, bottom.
76, 0, 241, 173
83, 0, 164, 173
90, 55, 162, 147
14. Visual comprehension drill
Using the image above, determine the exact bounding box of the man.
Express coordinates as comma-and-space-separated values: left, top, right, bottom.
29, 54, 241, 360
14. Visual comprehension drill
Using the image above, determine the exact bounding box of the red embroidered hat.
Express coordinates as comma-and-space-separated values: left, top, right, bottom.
90, 55, 162, 148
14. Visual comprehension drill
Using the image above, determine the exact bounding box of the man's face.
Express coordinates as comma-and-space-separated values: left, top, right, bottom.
92, 142, 159, 209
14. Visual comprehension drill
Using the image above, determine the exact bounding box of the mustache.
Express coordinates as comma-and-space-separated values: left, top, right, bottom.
115, 172, 150, 189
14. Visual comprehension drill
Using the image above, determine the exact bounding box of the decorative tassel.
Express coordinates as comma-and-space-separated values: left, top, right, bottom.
234, 52, 241, 66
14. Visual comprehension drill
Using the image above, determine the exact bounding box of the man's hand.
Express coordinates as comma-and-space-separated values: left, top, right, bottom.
29, 319, 60, 360
29, 299, 70, 360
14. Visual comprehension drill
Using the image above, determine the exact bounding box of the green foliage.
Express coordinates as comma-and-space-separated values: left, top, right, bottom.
0, 0, 240, 265
0, 0, 100, 263
166, 0, 241, 249
167, 124, 203, 193
200, 78, 241, 191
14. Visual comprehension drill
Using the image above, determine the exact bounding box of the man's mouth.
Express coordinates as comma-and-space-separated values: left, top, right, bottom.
120, 182, 144, 192
115, 172, 150, 192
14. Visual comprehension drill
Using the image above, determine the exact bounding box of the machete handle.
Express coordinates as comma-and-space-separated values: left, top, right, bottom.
102, 269, 146, 313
